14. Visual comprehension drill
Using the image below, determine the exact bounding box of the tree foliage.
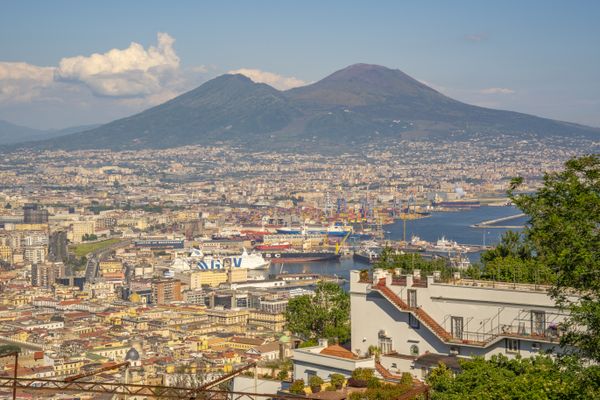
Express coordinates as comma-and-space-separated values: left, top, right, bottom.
426, 355, 600, 399
285, 281, 350, 343
479, 231, 556, 285
374, 249, 451, 278
509, 154, 600, 362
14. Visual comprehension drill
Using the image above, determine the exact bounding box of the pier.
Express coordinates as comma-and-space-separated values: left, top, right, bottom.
471, 213, 525, 229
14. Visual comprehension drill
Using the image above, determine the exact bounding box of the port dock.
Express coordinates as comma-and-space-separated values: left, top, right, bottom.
471, 213, 525, 229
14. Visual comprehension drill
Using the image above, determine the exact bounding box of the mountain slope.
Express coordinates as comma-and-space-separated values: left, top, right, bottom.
0, 120, 47, 144
286, 64, 599, 140
42, 74, 300, 150
0, 120, 103, 145
19, 64, 600, 151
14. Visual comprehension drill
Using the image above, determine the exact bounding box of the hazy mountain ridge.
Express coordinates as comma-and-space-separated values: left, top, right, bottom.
0, 120, 102, 145
10, 64, 600, 151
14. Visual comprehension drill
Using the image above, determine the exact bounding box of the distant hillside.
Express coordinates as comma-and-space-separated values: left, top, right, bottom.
15, 64, 600, 151
0, 120, 101, 145
0, 120, 46, 144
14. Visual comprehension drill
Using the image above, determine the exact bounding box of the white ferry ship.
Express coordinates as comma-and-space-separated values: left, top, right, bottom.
169, 248, 270, 272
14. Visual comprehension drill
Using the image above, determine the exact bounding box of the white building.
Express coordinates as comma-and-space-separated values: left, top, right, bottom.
292, 339, 375, 382
350, 269, 570, 380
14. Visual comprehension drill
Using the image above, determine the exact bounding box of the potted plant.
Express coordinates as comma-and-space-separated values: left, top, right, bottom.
330, 373, 345, 390
289, 379, 305, 395
309, 375, 324, 393
348, 368, 375, 387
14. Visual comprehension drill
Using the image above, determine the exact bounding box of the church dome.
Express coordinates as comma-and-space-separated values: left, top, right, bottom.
125, 347, 140, 361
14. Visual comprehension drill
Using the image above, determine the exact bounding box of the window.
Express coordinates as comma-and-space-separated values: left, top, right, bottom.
409, 314, 420, 329
378, 332, 393, 355
531, 311, 546, 336
407, 290, 417, 308
409, 344, 419, 356
505, 338, 520, 353
451, 316, 464, 340
306, 370, 316, 381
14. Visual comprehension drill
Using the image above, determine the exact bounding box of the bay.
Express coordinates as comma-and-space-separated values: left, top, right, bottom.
269, 206, 527, 281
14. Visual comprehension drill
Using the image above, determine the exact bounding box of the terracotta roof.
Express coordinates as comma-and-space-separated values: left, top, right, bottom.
319, 344, 356, 360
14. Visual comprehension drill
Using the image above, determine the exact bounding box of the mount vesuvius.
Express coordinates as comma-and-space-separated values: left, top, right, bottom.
16, 64, 600, 151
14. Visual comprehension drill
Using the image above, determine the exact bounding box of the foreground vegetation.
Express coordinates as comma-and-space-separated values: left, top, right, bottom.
285, 281, 350, 344
427, 355, 600, 399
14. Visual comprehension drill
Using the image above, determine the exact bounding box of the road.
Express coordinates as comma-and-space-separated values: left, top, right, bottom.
83, 239, 132, 283
48, 231, 67, 262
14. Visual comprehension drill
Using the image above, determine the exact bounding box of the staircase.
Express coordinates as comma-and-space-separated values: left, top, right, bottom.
374, 280, 452, 342
375, 361, 402, 380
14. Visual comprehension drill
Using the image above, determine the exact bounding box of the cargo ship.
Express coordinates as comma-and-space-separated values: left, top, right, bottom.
353, 249, 380, 264
254, 242, 292, 251
276, 223, 353, 237
432, 200, 480, 208
261, 251, 341, 263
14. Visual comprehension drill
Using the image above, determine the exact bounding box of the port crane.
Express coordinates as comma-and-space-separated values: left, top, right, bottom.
335, 231, 352, 255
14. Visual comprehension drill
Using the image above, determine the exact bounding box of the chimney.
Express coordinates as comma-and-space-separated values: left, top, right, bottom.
318, 338, 328, 348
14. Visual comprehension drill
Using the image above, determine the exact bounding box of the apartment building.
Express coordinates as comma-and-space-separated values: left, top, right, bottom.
350, 269, 571, 380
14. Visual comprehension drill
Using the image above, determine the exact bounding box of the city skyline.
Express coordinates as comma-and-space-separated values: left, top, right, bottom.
1, 1, 599, 129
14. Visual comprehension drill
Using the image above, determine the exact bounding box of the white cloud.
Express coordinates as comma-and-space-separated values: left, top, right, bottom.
464, 33, 488, 42
0, 62, 54, 103
55, 32, 180, 97
480, 87, 515, 95
228, 68, 306, 90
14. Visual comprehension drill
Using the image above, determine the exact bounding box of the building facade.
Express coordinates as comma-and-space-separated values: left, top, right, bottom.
350, 269, 570, 380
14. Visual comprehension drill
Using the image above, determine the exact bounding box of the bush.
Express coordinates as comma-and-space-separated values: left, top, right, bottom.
298, 339, 318, 348
289, 379, 305, 395
352, 368, 375, 381
309, 376, 324, 392
366, 377, 381, 389
277, 369, 289, 381
349, 383, 412, 400
349, 368, 375, 387
330, 373, 345, 389
400, 372, 413, 386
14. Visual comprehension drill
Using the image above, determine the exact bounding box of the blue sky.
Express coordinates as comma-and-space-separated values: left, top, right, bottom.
1, 0, 599, 129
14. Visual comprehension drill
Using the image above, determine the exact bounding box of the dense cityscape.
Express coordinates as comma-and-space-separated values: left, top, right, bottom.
0, 133, 597, 398
1, 2, 599, 398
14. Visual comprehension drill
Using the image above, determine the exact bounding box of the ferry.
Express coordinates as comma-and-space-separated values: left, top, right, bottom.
169, 248, 270, 272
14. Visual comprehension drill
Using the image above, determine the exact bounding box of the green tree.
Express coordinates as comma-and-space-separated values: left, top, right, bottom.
426, 354, 600, 399
480, 230, 532, 264
285, 281, 350, 343
509, 154, 600, 362
374, 249, 452, 280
